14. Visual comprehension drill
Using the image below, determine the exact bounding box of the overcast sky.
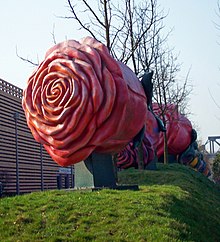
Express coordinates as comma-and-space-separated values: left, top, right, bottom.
0, 0, 220, 146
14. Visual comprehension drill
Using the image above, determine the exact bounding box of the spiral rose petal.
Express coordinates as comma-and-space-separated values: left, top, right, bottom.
22, 37, 148, 166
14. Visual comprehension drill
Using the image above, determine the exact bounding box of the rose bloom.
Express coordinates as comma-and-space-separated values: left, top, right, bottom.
22, 37, 148, 166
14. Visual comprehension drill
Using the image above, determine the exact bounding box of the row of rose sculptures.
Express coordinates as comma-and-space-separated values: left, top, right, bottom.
22, 36, 210, 177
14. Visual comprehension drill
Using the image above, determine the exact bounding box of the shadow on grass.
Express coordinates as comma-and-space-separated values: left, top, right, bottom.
118, 163, 220, 242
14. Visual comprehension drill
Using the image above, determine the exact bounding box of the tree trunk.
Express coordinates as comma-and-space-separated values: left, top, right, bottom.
163, 131, 169, 164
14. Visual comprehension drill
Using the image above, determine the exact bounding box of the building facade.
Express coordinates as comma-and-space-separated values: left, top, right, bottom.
0, 79, 74, 196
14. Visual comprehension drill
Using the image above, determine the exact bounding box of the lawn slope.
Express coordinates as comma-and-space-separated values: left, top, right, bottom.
0, 164, 219, 242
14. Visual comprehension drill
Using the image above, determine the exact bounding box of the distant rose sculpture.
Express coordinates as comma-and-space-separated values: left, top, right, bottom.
116, 102, 211, 177
153, 103, 211, 176
117, 110, 159, 169
152, 103, 192, 158
22, 37, 148, 167
117, 142, 139, 169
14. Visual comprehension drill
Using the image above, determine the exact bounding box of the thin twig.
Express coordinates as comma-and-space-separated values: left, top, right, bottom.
16, 46, 38, 66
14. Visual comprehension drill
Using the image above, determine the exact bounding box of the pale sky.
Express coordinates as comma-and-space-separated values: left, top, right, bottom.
0, 0, 219, 145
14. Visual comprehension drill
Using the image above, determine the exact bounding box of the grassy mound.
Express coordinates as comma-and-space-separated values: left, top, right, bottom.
0, 164, 219, 241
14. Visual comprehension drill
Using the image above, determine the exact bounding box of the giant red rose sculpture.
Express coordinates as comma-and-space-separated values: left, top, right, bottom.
22, 37, 148, 166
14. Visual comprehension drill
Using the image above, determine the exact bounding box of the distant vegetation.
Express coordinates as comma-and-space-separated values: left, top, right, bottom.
0, 164, 219, 241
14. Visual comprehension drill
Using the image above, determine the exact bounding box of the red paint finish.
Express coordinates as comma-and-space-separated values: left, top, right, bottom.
117, 104, 193, 169
152, 103, 192, 158
117, 109, 160, 169
22, 37, 148, 166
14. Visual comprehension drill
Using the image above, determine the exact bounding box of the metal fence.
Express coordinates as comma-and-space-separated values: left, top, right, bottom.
0, 79, 74, 196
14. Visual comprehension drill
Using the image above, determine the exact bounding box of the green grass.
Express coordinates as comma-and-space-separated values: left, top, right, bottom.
0, 164, 220, 242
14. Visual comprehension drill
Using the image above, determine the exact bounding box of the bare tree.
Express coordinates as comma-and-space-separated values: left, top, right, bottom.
65, 0, 193, 164
124, 1, 192, 163
65, 0, 122, 52
152, 44, 192, 164
65, 0, 166, 75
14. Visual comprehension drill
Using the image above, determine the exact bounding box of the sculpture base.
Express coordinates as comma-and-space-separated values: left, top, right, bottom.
74, 153, 139, 190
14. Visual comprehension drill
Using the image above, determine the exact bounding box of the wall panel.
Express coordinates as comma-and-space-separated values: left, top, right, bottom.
0, 79, 74, 195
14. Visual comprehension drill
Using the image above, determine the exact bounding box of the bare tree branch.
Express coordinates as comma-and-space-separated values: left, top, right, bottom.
209, 88, 220, 109
16, 46, 38, 66
51, 24, 57, 44
65, 0, 97, 40
103, 0, 111, 50
82, 0, 105, 27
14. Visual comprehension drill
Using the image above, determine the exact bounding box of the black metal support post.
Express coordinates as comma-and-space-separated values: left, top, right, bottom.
57, 175, 62, 189
65, 174, 70, 188
74, 153, 117, 189
40, 144, 44, 191
71, 166, 74, 188
74, 152, 139, 191
14, 112, 19, 195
